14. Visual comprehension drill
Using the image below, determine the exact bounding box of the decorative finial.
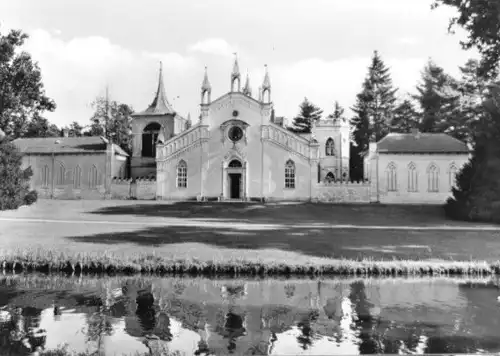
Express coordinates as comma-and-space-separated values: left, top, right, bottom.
201, 66, 212, 104
242, 68, 252, 96
231, 54, 241, 92
262, 64, 271, 90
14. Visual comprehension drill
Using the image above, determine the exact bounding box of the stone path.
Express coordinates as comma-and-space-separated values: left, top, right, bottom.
1, 216, 500, 231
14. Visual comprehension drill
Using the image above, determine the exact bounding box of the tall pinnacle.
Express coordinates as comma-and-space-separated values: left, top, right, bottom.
242, 69, 252, 96
232, 53, 240, 78
262, 64, 271, 90
136, 61, 176, 116
202, 66, 212, 91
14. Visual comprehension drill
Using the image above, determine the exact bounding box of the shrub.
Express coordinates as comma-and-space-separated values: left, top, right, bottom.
24, 189, 38, 206
0, 140, 34, 210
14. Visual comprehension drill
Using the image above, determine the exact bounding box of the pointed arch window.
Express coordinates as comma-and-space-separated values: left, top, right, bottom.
41, 165, 50, 188
386, 162, 397, 192
427, 163, 439, 192
448, 163, 458, 191
177, 160, 187, 188
285, 160, 295, 189
325, 138, 335, 156
89, 165, 99, 189
56, 163, 65, 185
407, 162, 418, 192
228, 159, 242, 168
74, 165, 82, 189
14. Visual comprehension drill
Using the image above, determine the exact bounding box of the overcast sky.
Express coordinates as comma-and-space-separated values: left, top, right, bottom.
1, 0, 478, 128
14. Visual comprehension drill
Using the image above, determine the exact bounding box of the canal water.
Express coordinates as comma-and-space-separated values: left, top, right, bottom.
1, 273, 500, 355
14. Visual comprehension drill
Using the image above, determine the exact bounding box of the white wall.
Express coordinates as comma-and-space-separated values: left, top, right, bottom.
375, 153, 469, 204
156, 92, 320, 201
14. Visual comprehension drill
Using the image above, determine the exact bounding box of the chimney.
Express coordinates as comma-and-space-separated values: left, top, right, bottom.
62, 128, 69, 137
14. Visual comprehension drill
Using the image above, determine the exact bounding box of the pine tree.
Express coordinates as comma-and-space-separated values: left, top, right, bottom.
327, 101, 347, 123
444, 83, 500, 222
414, 60, 462, 137
390, 99, 419, 133
349, 51, 398, 181
454, 59, 495, 144
288, 97, 323, 134
367, 51, 398, 140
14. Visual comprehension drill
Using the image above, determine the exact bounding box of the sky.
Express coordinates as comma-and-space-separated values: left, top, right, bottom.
1, 0, 479, 128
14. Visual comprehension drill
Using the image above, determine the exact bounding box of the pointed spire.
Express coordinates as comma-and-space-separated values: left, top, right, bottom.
262, 64, 271, 90
201, 66, 212, 105
232, 53, 240, 77
201, 66, 212, 91
242, 69, 252, 96
135, 61, 176, 116
231, 53, 241, 92
185, 112, 192, 130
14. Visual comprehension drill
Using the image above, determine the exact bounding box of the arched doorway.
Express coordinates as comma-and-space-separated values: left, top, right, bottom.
142, 122, 162, 158
223, 158, 246, 200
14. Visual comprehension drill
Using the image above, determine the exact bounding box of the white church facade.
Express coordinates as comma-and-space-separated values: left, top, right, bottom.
134, 58, 350, 202
129, 58, 471, 204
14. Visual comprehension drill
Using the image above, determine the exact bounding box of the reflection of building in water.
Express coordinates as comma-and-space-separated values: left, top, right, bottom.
0, 306, 47, 355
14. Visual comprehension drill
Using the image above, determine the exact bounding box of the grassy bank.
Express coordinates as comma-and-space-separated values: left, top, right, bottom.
1, 247, 498, 276
39, 344, 182, 356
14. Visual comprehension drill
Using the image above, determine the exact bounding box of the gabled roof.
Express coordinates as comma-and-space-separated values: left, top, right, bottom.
133, 63, 176, 117
377, 132, 469, 154
13, 136, 129, 156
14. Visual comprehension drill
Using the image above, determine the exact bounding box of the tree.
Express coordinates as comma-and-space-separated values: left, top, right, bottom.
288, 97, 323, 134
444, 83, 500, 222
24, 114, 60, 138
432, 0, 500, 79
88, 96, 134, 154
413, 60, 463, 138
65, 121, 84, 137
0, 28, 56, 138
0, 133, 37, 210
454, 59, 496, 144
390, 99, 419, 133
327, 101, 347, 123
350, 51, 398, 181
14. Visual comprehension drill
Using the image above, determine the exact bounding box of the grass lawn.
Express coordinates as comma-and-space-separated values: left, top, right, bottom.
1, 200, 500, 275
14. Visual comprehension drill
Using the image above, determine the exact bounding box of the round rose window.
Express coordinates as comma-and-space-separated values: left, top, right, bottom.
228, 126, 244, 142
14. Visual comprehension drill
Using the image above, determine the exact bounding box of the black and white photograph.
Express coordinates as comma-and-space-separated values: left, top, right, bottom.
1, 0, 500, 355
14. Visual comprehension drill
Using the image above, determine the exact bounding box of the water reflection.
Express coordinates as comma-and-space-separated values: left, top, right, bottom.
0, 275, 499, 355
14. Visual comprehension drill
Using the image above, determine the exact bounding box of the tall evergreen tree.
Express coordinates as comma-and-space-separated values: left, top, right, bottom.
350, 51, 398, 181
390, 99, 419, 133
445, 83, 500, 222
288, 97, 323, 134
413, 60, 462, 138
327, 101, 347, 123
454, 59, 495, 144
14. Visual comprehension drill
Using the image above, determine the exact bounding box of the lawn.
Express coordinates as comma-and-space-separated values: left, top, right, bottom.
1, 200, 499, 275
